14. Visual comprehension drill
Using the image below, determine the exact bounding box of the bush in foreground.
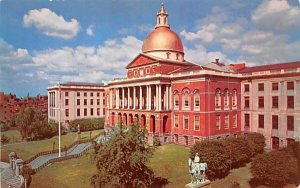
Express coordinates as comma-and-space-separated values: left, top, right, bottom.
251, 147, 298, 187
190, 140, 230, 180
245, 133, 265, 156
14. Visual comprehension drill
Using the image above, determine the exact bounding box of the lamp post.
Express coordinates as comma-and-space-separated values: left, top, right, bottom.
58, 81, 61, 157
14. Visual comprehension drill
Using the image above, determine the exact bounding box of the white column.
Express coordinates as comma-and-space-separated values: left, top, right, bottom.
169, 86, 172, 109
158, 85, 162, 111
166, 85, 169, 110
149, 85, 152, 110
133, 87, 136, 109
109, 89, 113, 109
128, 87, 130, 109
140, 86, 143, 110
146, 86, 149, 110
155, 85, 158, 110
122, 88, 125, 109
116, 88, 119, 109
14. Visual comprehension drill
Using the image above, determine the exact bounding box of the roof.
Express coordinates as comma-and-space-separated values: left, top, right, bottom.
238, 61, 300, 73
60, 82, 104, 87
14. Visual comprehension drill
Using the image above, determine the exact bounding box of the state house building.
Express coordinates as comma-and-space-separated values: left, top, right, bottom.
49, 4, 300, 149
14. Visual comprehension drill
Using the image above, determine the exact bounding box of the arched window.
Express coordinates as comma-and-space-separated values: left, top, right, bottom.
224, 89, 229, 107
194, 90, 200, 111
215, 89, 221, 107
176, 53, 179, 60
232, 89, 237, 106
174, 91, 179, 109
182, 89, 190, 109
166, 52, 171, 59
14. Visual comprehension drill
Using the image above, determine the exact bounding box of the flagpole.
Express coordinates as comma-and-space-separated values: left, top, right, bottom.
58, 81, 61, 157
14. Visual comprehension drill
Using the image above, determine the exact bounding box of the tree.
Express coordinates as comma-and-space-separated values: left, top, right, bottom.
190, 140, 230, 180
224, 136, 253, 168
14, 107, 57, 140
1, 134, 10, 144
245, 133, 265, 156
251, 148, 298, 187
91, 122, 168, 188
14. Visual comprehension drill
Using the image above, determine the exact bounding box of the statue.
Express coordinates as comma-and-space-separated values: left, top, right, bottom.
188, 153, 208, 186
77, 124, 80, 133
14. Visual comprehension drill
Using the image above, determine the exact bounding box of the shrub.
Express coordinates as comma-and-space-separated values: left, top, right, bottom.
69, 118, 104, 132
224, 136, 253, 168
251, 148, 298, 187
190, 140, 230, 180
245, 133, 265, 156
1, 134, 10, 144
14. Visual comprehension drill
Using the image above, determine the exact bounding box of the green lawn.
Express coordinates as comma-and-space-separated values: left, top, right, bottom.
1, 129, 22, 143
29, 144, 255, 188
30, 152, 96, 188
0, 129, 103, 162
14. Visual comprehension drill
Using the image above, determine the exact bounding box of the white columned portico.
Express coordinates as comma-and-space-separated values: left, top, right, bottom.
133, 86, 136, 109
128, 87, 130, 109
116, 88, 119, 109
140, 86, 143, 110
122, 88, 125, 109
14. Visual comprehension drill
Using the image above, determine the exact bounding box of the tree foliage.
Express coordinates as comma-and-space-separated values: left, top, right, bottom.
0, 134, 10, 144
13, 107, 57, 140
246, 133, 265, 156
91, 123, 168, 188
251, 146, 298, 187
224, 137, 253, 168
69, 118, 104, 132
190, 140, 230, 180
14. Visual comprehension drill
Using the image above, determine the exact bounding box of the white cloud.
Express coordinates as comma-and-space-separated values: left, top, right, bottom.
86, 25, 94, 36
252, 0, 300, 32
180, 24, 216, 43
118, 24, 152, 35
23, 8, 80, 39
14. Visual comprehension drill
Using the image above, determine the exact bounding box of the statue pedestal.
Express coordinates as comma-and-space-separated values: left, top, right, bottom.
185, 180, 211, 188
77, 133, 81, 141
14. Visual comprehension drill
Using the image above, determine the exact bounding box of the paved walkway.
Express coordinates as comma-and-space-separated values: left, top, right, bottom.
0, 162, 23, 188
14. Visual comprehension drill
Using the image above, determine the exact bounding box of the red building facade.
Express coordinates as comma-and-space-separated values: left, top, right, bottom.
104, 4, 242, 146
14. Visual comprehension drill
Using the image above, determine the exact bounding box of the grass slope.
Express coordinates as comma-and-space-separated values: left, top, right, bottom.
0, 130, 103, 162
1, 130, 22, 143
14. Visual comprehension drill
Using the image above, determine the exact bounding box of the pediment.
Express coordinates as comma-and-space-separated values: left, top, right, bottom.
126, 54, 158, 69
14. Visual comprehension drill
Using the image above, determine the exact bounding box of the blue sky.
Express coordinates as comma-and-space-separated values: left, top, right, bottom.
0, 0, 300, 97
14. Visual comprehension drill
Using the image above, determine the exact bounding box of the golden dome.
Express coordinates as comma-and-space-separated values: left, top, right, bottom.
142, 26, 184, 53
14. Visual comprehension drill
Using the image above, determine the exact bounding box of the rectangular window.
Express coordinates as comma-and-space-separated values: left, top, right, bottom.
258, 83, 264, 91
245, 114, 250, 128
77, 99, 80, 105
194, 95, 200, 108
233, 113, 237, 128
287, 96, 294, 108
216, 114, 221, 130
97, 99, 100, 105
224, 114, 229, 129
194, 116, 200, 131
175, 95, 179, 107
65, 99, 69, 106
77, 92, 80, 97
287, 82, 294, 90
97, 108, 100, 116
90, 99, 93, 105
84, 108, 87, 116
77, 109, 80, 116
258, 114, 264, 128
90, 108, 94, 116
287, 116, 294, 131
84, 99, 87, 106
258, 96, 264, 108
90, 92, 93, 97
97, 92, 100, 97
65, 92, 69, 96
272, 83, 278, 91
183, 115, 189, 130
272, 96, 278, 108
272, 115, 278, 129
244, 84, 249, 92
244, 97, 250, 108
84, 92, 87, 97
65, 109, 69, 117
103, 108, 105, 115
174, 115, 179, 128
